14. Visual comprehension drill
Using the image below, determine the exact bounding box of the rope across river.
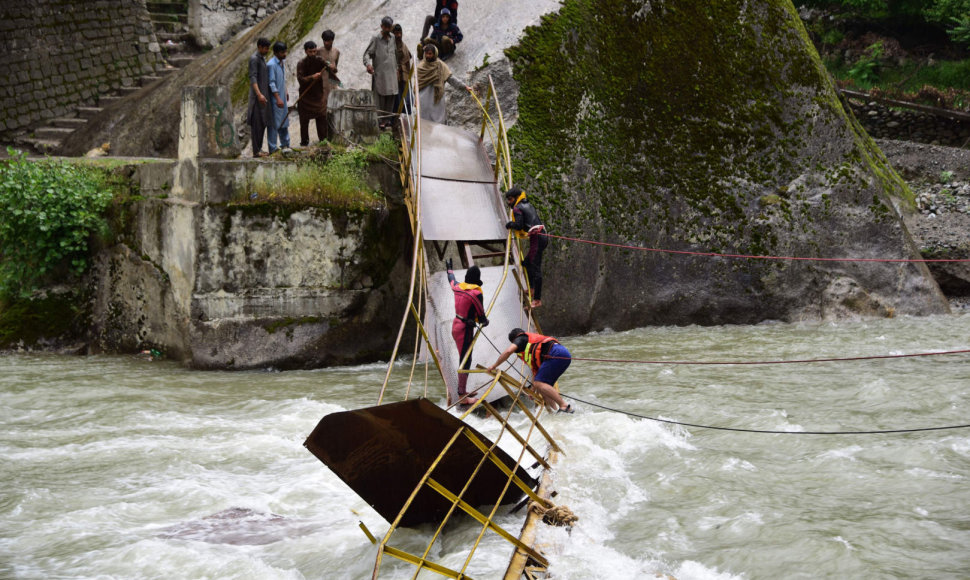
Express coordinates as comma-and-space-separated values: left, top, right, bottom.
545, 347, 970, 366
539, 231, 970, 263
470, 324, 970, 436
561, 394, 970, 435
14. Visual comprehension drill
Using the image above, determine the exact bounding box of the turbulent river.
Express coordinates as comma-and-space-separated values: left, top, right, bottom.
3, 314, 970, 579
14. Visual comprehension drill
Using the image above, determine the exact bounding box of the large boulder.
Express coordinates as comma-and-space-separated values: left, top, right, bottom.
503, 0, 948, 331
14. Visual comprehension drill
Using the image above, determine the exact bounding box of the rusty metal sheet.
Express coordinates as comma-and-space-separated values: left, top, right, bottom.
423, 265, 536, 404
303, 398, 538, 527
419, 119, 495, 182
419, 178, 508, 241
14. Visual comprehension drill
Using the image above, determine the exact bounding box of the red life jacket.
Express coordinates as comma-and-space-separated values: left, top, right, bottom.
451, 280, 484, 322
515, 332, 558, 374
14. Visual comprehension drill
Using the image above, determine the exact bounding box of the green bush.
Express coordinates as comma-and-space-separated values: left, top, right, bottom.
847, 41, 884, 85
0, 148, 115, 298
946, 15, 970, 45
365, 132, 400, 161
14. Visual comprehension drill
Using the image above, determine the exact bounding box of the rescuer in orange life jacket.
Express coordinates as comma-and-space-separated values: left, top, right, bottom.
504, 186, 547, 309
487, 328, 574, 413
447, 259, 488, 404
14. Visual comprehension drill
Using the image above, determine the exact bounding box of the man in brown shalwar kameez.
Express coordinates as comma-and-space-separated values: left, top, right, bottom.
296, 41, 328, 147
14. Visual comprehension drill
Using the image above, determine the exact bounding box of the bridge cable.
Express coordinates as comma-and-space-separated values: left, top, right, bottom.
539, 232, 970, 263
472, 325, 970, 436
545, 348, 970, 366
560, 394, 970, 436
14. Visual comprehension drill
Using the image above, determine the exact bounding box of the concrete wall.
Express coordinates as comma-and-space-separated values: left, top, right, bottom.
89, 157, 410, 369
0, 0, 162, 136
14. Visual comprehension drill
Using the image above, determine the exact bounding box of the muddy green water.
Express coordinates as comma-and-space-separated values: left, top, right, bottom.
3, 314, 970, 579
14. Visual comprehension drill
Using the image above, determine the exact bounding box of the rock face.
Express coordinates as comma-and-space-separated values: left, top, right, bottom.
504, 0, 948, 330
883, 140, 970, 304
198, 0, 295, 47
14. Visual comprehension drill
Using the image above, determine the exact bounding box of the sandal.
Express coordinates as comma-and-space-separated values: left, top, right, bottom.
558, 404, 574, 414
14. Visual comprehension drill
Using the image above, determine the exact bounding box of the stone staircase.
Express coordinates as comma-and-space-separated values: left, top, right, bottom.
19, 0, 203, 155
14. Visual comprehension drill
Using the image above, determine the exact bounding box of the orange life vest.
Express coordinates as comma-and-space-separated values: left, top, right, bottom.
515, 332, 558, 374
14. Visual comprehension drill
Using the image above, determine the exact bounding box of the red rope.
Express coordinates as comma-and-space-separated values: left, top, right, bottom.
540, 232, 970, 263
548, 348, 970, 366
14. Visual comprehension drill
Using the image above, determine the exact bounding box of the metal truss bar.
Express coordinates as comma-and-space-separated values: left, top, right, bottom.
460, 430, 549, 508
491, 371, 562, 453
382, 544, 470, 579
426, 478, 548, 568
373, 426, 465, 578
480, 401, 550, 470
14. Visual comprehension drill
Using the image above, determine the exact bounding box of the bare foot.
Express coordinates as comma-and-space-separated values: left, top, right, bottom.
530, 299, 542, 308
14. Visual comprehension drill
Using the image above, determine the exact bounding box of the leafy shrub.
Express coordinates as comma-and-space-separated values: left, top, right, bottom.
847, 41, 884, 85
947, 15, 970, 46
365, 132, 400, 161
0, 148, 115, 297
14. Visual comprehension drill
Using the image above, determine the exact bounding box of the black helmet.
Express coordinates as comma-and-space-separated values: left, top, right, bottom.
508, 328, 527, 342
464, 265, 483, 286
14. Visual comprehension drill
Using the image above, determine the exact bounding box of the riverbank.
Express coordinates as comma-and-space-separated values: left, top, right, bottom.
876, 139, 970, 310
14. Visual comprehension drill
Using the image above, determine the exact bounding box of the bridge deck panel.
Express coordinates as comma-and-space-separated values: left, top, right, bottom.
423, 266, 534, 404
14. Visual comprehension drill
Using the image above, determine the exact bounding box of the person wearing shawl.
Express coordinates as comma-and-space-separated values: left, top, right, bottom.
446, 259, 488, 404
416, 44, 471, 123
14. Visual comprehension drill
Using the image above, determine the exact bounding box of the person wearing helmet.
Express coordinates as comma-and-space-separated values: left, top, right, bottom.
504, 186, 547, 308
487, 328, 573, 413
446, 259, 489, 404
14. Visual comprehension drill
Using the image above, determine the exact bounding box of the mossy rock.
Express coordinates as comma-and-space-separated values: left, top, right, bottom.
505, 0, 944, 330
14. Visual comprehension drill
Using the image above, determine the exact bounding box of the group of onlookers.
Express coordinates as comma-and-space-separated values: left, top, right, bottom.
247, 29, 340, 156
364, 2, 466, 130
248, 1, 469, 155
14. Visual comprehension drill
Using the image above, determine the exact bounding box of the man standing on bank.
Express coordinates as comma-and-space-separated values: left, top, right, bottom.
446, 259, 488, 405
247, 37, 272, 157
266, 41, 291, 153
487, 328, 574, 413
392, 23, 412, 116
363, 16, 399, 130
296, 40, 327, 147
504, 186, 547, 308
318, 29, 341, 118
